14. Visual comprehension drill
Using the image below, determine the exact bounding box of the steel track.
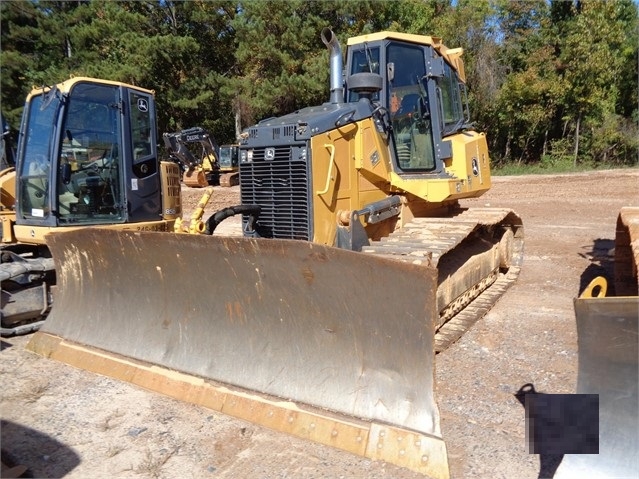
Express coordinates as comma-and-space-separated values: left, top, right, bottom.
362, 207, 524, 352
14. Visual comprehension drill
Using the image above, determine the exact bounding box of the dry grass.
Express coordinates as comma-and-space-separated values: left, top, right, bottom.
134, 446, 181, 478
21, 380, 50, 404
97, 409, 125, 432
106, 444, 126, 458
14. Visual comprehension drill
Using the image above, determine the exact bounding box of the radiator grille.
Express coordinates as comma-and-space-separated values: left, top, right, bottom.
240, 144, 310, 240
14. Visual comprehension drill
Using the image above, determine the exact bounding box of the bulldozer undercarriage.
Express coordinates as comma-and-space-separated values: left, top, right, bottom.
363, 207, 524, 351
1, 250, 54, 336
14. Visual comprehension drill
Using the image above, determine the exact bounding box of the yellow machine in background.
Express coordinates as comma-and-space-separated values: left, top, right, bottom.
163, 127, 219, 188
0, 77, 222, 335
217, 143, 239, 187
556, 208, 638, 479
27, 29, 525, 479
163, 129, 239, 188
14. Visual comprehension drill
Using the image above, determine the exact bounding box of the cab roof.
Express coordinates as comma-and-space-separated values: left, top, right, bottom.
347, 31, 465, 82
28, 76, 155, 100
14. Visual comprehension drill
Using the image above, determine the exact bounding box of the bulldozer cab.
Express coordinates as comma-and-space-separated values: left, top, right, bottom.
15, 78, 161, 229
344, 32, 487, 200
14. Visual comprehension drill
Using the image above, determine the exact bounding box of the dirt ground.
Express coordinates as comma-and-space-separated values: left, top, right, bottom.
1, 168, 638, 479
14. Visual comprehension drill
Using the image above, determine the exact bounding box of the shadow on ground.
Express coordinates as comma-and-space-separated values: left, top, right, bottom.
1, 420, 80, 478
578, 238, 615, 295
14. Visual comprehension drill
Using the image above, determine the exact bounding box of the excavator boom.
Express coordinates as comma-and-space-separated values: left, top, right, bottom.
163, 127, 220, 187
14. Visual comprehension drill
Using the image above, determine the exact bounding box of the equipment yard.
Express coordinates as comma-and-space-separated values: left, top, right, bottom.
2, 168, 637, 479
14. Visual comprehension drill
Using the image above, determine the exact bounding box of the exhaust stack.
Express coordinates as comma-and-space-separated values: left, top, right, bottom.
321, 28, 344, 104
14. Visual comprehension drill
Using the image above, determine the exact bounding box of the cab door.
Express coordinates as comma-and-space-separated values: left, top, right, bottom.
123, 88, 162, 222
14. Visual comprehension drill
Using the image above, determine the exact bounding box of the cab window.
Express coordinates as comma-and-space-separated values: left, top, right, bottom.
129, 92, 153, 162
19, 94, 56, 219
57, 83, 124, 223
436, 62, 464, 135
387, 43, 435, 171
348, 47, 380, 102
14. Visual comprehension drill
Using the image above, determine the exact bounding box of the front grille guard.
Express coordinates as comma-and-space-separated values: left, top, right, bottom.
240, 142, 311, 240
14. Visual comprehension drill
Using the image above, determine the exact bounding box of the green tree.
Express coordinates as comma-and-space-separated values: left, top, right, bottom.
553, 1, 627, 165
1, 1, 85, 126
425, 0, 505, 155
230, 0, 338, 128
128, 0, 238, 141
229, 0, 411, 131
491, 0, 562, 163
63, 1, 239, 140
1, 1, 240, 143
382, 0, 440, 34
616, 0, 639, 121
2, 0, 637, 166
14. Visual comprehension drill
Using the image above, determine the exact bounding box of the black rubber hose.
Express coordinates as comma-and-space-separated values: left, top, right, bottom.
204, 204, 261, 235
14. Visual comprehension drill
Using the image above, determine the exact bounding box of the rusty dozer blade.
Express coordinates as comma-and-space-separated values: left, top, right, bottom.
555, 278, 638, 479
28, 228, 449, 478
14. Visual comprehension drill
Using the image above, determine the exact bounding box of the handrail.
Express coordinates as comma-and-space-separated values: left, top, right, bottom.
316, 144, 335, 196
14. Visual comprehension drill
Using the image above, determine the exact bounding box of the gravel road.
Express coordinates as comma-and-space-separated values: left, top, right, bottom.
1, 168, 637, 479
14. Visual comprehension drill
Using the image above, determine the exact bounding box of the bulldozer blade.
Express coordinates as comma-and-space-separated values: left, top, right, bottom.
555, 293, 638, 478
28, 228, 449, 478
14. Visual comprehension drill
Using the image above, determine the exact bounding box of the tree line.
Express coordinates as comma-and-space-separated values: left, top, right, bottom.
1, 0, 637, 167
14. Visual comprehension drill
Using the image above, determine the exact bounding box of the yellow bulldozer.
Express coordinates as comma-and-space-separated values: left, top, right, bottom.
555, 207, 638, 479
21, 29, 527, 478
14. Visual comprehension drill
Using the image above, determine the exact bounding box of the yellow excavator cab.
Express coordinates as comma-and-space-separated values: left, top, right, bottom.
1, 77, 181, 334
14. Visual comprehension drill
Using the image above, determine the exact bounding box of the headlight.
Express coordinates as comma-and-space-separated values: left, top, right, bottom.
240, 149, 253, 163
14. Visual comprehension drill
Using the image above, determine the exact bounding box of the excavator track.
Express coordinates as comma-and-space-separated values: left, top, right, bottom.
362, 207, 524, 352
0, 249, 55, 336
219, 172, 239, 187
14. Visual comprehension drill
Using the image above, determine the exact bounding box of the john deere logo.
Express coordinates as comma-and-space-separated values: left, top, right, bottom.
471, 158, 479, 176
137, 98, 148, 112
265, 148, 275, 160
